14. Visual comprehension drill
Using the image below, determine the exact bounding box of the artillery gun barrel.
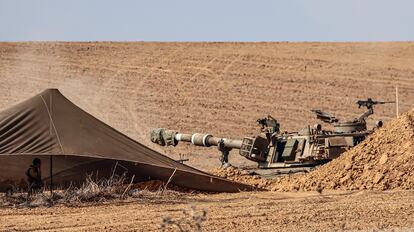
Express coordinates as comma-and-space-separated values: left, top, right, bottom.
150, 128, 243, 149
175, 133, 243, 149
151, 128, 270, 165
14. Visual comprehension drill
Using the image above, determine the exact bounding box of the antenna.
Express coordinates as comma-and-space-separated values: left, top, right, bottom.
396, 86, 399, 118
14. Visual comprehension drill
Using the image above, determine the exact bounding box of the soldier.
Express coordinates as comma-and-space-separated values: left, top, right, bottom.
26, 158, 43, 195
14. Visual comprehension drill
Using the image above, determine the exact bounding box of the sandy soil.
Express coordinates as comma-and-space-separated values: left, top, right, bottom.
1, 42, 414, 231
1, 191, 414, 232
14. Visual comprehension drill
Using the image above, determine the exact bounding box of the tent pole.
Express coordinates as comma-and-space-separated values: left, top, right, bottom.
50, 155, 53, 196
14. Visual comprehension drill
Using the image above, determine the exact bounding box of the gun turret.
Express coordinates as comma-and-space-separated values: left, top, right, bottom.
312, 98, 394, 133
150, 128, 269, 166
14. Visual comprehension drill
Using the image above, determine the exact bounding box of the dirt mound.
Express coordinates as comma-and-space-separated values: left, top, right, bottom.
273, 109, 414, 191
211, 166, 275, 190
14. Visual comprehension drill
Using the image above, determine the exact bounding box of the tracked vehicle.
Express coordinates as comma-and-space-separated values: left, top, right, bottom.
150, 99, 393, 169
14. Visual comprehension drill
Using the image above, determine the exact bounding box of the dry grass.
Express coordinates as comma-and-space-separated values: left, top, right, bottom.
0, 173, 207, 230
0, 172, 190, 208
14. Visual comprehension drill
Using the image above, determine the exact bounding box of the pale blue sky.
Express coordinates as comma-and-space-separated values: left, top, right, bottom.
0, 0, 413, 41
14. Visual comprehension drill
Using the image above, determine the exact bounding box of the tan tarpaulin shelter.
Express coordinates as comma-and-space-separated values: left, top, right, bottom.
0, 89, 253, 192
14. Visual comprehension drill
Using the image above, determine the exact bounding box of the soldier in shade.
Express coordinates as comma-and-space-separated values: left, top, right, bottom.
26, 158, 43, 195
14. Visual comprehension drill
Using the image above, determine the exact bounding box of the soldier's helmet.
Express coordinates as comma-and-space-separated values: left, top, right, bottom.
32, 158, 41, 166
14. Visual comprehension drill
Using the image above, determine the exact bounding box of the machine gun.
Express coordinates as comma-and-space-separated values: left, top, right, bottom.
356, 98, 395, 110
256, 115, 280, 134
354, 98, 395, 124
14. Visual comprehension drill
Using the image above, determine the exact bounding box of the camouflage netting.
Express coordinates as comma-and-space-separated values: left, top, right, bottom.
271, 109, 414, 191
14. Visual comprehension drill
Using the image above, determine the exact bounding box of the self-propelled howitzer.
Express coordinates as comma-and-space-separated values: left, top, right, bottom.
150, 99, 393, 169
150, 119, 367, 168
